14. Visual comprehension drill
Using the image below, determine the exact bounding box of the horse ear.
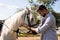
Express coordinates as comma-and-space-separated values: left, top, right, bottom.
26, 7, 29, 10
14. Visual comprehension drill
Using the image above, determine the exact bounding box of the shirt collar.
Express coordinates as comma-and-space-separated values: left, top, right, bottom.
43, 12, 51, 18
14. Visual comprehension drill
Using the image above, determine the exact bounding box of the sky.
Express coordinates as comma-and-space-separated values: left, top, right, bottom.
0, 0, 60, 20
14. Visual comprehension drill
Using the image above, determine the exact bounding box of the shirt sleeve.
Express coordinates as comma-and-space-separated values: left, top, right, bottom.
37, 17, 53, 33
35, 22, 42, 33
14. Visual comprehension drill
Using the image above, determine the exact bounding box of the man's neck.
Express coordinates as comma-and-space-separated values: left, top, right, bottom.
43, 14, 46, 17
43, 11, 49, 17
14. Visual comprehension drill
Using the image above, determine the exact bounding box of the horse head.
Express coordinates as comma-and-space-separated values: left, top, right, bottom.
23, 7, 37, 34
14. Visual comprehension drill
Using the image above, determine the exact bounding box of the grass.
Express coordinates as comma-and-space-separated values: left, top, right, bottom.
18, 33, 40, 37
17, 27, 60, 37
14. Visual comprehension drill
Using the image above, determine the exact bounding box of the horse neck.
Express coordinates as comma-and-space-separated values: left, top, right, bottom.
16, 10, 26, 26
4, 10, 26, 30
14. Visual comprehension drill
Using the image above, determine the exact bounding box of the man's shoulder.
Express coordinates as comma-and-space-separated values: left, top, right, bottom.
47, 13, 54, 18
46, 13, 56, 22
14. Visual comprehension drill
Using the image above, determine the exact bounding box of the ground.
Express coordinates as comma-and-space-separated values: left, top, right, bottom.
17, 36, 60, 40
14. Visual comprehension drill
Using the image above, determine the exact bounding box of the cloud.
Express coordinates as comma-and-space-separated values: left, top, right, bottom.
0, 3, 20, 10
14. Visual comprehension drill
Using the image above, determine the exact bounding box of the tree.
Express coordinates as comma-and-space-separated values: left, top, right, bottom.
52, 11, 60, 27
28, 0, 58, 25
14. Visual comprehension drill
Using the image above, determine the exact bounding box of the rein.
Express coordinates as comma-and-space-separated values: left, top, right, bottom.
0, 21, 19, 39
3, 23, 17, 32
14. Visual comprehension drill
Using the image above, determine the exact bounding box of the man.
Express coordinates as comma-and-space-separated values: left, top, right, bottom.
25, 5, 58, 40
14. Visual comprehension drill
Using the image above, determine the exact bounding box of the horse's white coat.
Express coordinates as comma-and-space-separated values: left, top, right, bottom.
0, 8, 36, 40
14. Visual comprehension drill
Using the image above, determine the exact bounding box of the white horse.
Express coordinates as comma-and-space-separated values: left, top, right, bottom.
0, 8, 37, 40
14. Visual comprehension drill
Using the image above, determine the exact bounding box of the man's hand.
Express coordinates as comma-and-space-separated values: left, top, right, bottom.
31, 28, 37, 32
24, 24, 31, 29
24, 24, 38, 33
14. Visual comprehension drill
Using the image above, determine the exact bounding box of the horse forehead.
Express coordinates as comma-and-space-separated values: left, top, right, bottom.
25, 8, 32, 13
30, 13, 33, 18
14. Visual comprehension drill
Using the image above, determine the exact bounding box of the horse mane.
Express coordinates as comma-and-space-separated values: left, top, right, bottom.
5, 9, 26, 20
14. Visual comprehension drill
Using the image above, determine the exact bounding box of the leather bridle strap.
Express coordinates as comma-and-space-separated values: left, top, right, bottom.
3, 23, 17, 32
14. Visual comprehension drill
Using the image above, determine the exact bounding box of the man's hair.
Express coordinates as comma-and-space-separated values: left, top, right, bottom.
37, 5, 47, 12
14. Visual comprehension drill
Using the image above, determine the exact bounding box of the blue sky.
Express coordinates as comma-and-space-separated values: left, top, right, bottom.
0, 0, 60, 20
52, 0, 60, 13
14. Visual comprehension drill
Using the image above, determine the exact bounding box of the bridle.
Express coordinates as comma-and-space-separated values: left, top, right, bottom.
3, 23, 17, 32
25, 9, 37, 28
24, 10, 37, 34
0, 9, 37, 38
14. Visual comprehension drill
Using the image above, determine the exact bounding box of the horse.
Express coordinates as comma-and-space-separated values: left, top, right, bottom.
0, 8, 37, 40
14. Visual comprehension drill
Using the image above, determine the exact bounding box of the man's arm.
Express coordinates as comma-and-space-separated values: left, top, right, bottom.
30, 17, 53, 33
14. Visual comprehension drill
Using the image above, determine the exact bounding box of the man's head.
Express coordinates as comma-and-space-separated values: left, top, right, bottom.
37, 5, 49, 17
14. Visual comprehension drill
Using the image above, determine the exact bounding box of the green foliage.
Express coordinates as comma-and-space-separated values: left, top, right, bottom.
28, 0, 58, 25
52, 11, 60, 27
37, 0, 57, 11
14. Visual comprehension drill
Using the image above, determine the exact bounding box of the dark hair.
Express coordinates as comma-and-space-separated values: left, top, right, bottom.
37, 5, 47, 12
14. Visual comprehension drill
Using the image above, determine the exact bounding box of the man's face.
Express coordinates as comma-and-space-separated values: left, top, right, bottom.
37, 10, 45, 16
37, 9, 48, 17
